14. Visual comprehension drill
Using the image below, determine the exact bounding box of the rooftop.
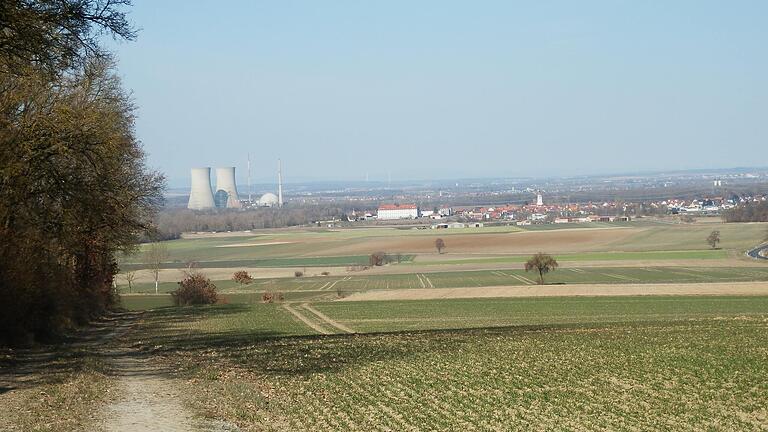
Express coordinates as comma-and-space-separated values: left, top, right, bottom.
378, 204, 418, 210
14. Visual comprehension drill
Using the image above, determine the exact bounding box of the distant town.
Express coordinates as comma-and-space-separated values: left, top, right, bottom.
174, 165, 768, 229
350, 192, 766, 227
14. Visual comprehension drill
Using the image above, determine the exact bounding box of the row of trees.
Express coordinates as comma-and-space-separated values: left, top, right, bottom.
148, 206, 351, 241
722, 201, 768, 223
0, 1, 163, 344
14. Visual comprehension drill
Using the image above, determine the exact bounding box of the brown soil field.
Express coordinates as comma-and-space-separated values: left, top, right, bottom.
342, 281, 768, 301
359, 258, 767, 276
317, 227, 640, 256
128, 266, 344, 283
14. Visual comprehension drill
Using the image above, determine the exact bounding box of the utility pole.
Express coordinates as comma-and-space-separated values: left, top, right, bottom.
247, 153, 252, 203
278, 158, 283, 208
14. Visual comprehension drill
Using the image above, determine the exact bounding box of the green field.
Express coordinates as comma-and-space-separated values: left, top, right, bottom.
112, 221, 768, 429
416, 249, 731, 265
313, 296, 768, 332
127, 296, 768, 430
121, 265, 768, 296
120, 254, 407, 271
118, 221, 767, 270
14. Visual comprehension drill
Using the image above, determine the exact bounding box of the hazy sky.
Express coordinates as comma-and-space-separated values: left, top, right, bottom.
109, 1, 767, 186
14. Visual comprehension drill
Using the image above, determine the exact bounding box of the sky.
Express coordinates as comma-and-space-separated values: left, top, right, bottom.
108, 1, 768, 187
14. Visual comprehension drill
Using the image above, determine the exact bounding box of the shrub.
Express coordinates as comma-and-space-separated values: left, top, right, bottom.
294, 271, 304, 278
369, 251, 387, 266
232, 270, 253, 285
172, 273, 218, 306
262, 291, 285, 303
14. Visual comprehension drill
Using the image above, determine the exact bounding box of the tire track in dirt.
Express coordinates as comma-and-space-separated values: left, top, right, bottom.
282, 304, 331, 334
508, 273, 536, 285
323, 277, 351, 291
301, 303, 355, 334
600, 273, 640, 282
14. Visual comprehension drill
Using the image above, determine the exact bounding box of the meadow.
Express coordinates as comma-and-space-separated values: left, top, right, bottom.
108, 221, 768, 430
130, 296, 768, 431
119, 220, 767, 269
120, 265, 768, 298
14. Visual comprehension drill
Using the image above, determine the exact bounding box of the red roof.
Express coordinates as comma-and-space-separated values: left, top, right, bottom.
378, 204, 417, 210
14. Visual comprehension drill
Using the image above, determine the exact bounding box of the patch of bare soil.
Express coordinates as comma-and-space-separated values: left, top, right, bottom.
341, 281, 768, 302
316, 227, 641, 256
128, 266, 342, 283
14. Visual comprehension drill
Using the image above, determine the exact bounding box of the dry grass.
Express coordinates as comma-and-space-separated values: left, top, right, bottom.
341, 281, 768, 301
0, 336, 119, 432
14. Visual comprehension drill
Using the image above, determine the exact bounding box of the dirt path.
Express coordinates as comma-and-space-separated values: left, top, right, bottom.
341, 281, 768, 301
100, 317, 238, 432
301, 303, 355, 333
282, 304, 330, 334
104, 357, 198, 432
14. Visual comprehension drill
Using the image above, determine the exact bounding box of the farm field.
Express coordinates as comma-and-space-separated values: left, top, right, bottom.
120, 265, 768, 295
127, 296, 768, 430
117, 222, 767, 284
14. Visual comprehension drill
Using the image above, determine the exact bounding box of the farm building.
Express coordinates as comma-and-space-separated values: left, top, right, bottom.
431, 222, 468, 229
377, 204, 419, 220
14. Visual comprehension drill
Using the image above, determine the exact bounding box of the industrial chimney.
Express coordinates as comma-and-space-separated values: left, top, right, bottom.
188, 168, 215, 210
214, 167, 240, 208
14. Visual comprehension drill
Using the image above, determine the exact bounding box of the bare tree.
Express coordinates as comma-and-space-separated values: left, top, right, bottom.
435, 238, 446, 254
232, 270, 253, 285
369, 252, 386, 266
706, 230, 721, 249
524, 253, 559, 285
123, 271, 136, 294
144, 243, 168, 294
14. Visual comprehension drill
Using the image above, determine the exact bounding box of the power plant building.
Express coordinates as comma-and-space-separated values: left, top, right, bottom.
188, 161, 283, 210
188, 168, 215, 210
258, 192, 279, 207
188, 166, 241, 210
214, 167, 240, 208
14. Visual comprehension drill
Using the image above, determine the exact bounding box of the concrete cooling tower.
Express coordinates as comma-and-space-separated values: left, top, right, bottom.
214, 167, 240, 208
188, 168, 215, 210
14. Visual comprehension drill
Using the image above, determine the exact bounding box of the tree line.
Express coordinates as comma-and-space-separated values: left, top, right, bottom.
148, 205, 354, 240
722, 201, 768, 223
0, 1, 163, 344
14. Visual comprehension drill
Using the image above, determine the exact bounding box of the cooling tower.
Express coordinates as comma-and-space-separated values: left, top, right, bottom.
188, 168, 215, 210
215, 167, 240, 208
